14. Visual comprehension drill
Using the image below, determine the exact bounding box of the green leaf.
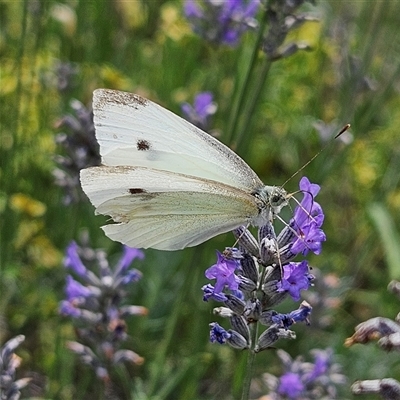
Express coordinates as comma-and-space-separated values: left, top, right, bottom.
368, 203, 400, 280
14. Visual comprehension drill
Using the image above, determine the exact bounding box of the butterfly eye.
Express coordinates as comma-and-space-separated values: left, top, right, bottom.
271, 194, 281, 204
269, 188, 288, 208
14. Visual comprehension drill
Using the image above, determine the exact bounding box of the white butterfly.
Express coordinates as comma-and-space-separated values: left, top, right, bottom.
80, 89, 288, 251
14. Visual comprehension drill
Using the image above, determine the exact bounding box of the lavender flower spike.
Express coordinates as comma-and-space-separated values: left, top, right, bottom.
0, 335, 32, 400
59, 237, 147, 387
184, 0, 260, 46
262, 348, 346, 398
278, 372, 304, 399
204, 176, 323, 355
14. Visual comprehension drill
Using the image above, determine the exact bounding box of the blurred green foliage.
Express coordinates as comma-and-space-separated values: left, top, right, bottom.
1, 0, 400, 399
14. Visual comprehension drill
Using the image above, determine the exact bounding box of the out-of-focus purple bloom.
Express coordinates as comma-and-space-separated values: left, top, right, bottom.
59, 300, 82, 318
53, 98, 100, 205
262, 0, 316, 60
205, 251, 240, 293
1, 336, 31, 398
54, 61, 78, 92
59, 238, 147, 384
114, 246, 144, 276
277, 261, 314, 301
181, 92, 217, 130
210, 322, 231, 344
120, 269, 142, 285
262, 348, 346, 399
348, 281, 400, 397
61, 242, 145, 320
64, 241, 88, 277
305, 350, 329, 382
65, 275, 95, 300
0, 335, 32, 400
184, 0, 202, 18
278, 372, 304, 399
184, 0, 260, 46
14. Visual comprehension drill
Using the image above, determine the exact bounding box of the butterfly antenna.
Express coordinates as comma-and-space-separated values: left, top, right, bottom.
281, 124, 351, 188
286, 190, 318, 225
275, 214, 300, 243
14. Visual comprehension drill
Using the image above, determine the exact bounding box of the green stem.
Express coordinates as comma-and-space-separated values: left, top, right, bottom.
226, 6, 270, 145
14, 0, 29, 160
240, 266, 269, 400
147, 248, 202, 397
236, 58, 272, 159
240, 323, 259, 400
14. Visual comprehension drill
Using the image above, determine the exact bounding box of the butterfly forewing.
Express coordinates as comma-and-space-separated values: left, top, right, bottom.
93, 89, 264, 192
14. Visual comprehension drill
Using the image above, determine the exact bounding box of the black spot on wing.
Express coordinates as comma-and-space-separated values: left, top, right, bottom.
129, 188, 147, 194
137, 139, 151, 151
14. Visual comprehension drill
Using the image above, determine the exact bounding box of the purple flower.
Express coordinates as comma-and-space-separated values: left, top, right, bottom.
59, 239, 147, 380
276, 261, 313, 301
278, 372, 304, 399
181, 92, 217, 130
59, 300, 81, 318
202, 283, 228, 302
209, 322, 231, 344
53, 98, 100, 205
65, 275, 94, 300
287, 177, 326, 255
184, 0, 260, 46
294, 177, 324, 227
290, 221, 326, 256
114, 246, 144, 276
274, 177, 326, 260
263, 348, 345, 398
306, 351, 330, 382
120, 269, 142, 285
64, 241, 88, 277
290, 301, 312, 324
0, 335, 32, 398
272, 301, 312, 329
205, 251, 240, 294
184, 0, 202, 18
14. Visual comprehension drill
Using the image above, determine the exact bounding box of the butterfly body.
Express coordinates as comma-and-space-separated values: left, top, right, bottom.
80, 89, 288, 250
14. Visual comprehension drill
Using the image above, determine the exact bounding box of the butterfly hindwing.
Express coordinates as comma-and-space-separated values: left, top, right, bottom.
80, 165, 260, 250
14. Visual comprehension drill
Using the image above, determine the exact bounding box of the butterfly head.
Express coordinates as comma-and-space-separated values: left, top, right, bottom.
267, 186, 289, 215
252, 186, 289, 224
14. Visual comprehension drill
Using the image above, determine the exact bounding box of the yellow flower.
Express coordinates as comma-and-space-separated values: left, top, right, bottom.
10, 193, 46, 217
